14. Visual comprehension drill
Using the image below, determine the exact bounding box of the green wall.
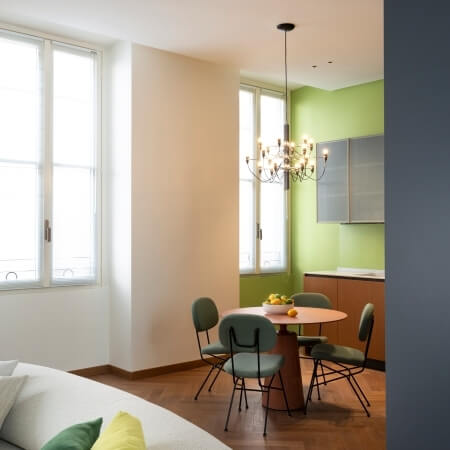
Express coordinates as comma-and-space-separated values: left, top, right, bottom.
240, 273, 292, 307
291, 80, 385, 293
240, 80, 385, 305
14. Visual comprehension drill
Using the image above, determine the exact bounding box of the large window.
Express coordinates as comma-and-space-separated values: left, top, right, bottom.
0, 29, 100, 289
239, 86, 288, 274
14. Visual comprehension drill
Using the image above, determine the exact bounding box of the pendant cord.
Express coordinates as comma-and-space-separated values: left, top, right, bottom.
284, 30, 288, 124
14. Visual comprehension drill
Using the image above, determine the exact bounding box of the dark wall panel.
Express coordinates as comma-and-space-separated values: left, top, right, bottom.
385, 1, 450, 448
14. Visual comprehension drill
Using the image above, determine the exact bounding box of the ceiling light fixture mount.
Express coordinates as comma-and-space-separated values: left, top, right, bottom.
245, 23, 329, 190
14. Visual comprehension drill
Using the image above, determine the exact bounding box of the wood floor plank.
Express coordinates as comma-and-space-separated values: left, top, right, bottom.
90, 358, 385, 449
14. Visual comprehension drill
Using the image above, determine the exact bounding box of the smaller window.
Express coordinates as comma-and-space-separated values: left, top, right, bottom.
239, 86, 288, 275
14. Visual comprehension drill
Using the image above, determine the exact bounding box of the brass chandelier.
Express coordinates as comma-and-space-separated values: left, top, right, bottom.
245, 23, 329, 190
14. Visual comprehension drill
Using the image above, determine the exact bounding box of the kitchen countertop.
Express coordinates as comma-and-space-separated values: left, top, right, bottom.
304, 267, 385, 281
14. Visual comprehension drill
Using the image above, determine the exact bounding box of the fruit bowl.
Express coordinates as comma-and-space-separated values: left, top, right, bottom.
262, 303, 292, 314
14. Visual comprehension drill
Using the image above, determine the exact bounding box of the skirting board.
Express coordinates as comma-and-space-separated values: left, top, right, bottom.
70, 357, 218, 380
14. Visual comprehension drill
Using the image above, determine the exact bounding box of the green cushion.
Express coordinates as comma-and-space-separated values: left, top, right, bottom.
311, 343, 365, 366
223, 353, 284, 378
200, 341, 228, 355
291, 293, 332, 309
192, 297, 219, 332
297, 335, 328, 346
359, 303, 375, 341
219, 314, 276, 353
41, 418, 103, 450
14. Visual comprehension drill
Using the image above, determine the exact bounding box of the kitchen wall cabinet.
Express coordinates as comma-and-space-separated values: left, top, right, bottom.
304, 274, 385, 361
316, 135, 384, 223
316, 140, 349, 223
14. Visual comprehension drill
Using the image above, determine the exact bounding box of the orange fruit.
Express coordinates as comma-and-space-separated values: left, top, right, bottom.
287, 308, 298, 317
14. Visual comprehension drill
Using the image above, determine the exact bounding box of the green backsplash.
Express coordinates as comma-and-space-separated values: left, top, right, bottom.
240, 80, 385, 306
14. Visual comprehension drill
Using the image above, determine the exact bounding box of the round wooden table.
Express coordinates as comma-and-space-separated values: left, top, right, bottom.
222, 306, 347, 411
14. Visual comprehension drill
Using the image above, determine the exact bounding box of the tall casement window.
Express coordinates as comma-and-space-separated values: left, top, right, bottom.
239, 85, 288, 274
0, 29, 100, 289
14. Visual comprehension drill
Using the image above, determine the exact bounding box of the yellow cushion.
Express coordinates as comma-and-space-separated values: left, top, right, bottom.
92, 411, 146, 450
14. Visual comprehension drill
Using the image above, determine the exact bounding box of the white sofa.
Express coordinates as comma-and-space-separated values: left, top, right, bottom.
0, 363, 229, 450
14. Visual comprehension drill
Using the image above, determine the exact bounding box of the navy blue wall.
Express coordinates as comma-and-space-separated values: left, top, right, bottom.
385, 1, 450, 448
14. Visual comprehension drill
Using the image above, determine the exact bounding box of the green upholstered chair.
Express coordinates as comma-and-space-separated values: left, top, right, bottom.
292, 292, 332, 398
219, 314, 291, 436
191, 297, 228, 400
305, 303, 375, 417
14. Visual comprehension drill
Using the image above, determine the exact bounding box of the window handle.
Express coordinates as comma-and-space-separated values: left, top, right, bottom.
256, 223, 263, 240
44, 219, 52, 243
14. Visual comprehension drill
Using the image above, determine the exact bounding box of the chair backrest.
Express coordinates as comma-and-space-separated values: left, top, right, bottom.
191, 297, 219, 332
219, 314, 276, 353
291, 292, 332, 309
358, 303, 375, 342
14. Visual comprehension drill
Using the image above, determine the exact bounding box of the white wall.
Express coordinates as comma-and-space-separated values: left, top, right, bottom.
0, 286, 109, 371
130, 44, 240, 370
104, 41, 133, 371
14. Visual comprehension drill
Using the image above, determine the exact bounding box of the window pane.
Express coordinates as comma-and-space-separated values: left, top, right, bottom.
52, 45, 97, 282
259, 93, 287, 272
0, 164, 40, 283
260, 180, 287, 272
53, 47, 96, 167
260, 93, 284, 147
0, 35, 42, 163
239, 89, 256, 273
0, 34, 42, 287
240, 180, 255, 271
239, 90, 255, 180
52, 167, 96, 280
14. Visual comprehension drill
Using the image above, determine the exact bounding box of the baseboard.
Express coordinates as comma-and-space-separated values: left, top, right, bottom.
366, 359, 385, 371
70, 365, 111, 377
70, 357, 217, 380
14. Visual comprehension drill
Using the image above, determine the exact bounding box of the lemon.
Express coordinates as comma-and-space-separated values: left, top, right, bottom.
271, 298, 282, 305
287, 308, 298, 317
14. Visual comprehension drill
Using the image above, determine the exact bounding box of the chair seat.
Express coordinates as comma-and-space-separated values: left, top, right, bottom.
201, 341, 228, 355
297, 335, 328, 346
311, 343, 365, 366
223, 353, 284, 378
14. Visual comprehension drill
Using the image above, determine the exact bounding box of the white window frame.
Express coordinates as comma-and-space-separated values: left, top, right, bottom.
0, 24, 102, 291
239, 82, 290, 276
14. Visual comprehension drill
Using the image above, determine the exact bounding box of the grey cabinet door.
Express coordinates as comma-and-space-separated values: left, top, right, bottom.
349, 135, 384, 222
317, 140, 349, 223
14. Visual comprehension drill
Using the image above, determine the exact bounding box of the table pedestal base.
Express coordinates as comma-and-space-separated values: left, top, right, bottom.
262, 326, 305, 411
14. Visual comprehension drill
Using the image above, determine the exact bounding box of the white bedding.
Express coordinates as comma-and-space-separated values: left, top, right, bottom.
0, 363, 229, 450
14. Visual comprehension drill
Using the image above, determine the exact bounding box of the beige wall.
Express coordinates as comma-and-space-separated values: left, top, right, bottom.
130, 43, 240, 370
104, 41, 133, 371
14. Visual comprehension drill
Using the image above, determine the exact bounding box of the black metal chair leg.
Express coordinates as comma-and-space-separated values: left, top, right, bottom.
208, 360, 224, 392
263, 375, 275, 436
242, 378, 249, 409
305, 359, 319, 415
319, 360, 327, 385
238, 378, 243, 412
194, 364, 215, 400
278, 371, 291, 417
316, 374, 321, 400
346, 375, 370, 417
224, 378, 239, 431
350, 373, 370, 406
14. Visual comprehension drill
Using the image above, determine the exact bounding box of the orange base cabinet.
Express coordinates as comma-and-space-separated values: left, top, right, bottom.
303, 275, 385, 362
303, 276, 339, 345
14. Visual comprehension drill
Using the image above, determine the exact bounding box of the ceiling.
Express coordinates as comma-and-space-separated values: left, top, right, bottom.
0, 0, 383, 91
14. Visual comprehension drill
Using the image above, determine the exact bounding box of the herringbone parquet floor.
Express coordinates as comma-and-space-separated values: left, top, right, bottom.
91, 359, 385, 450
